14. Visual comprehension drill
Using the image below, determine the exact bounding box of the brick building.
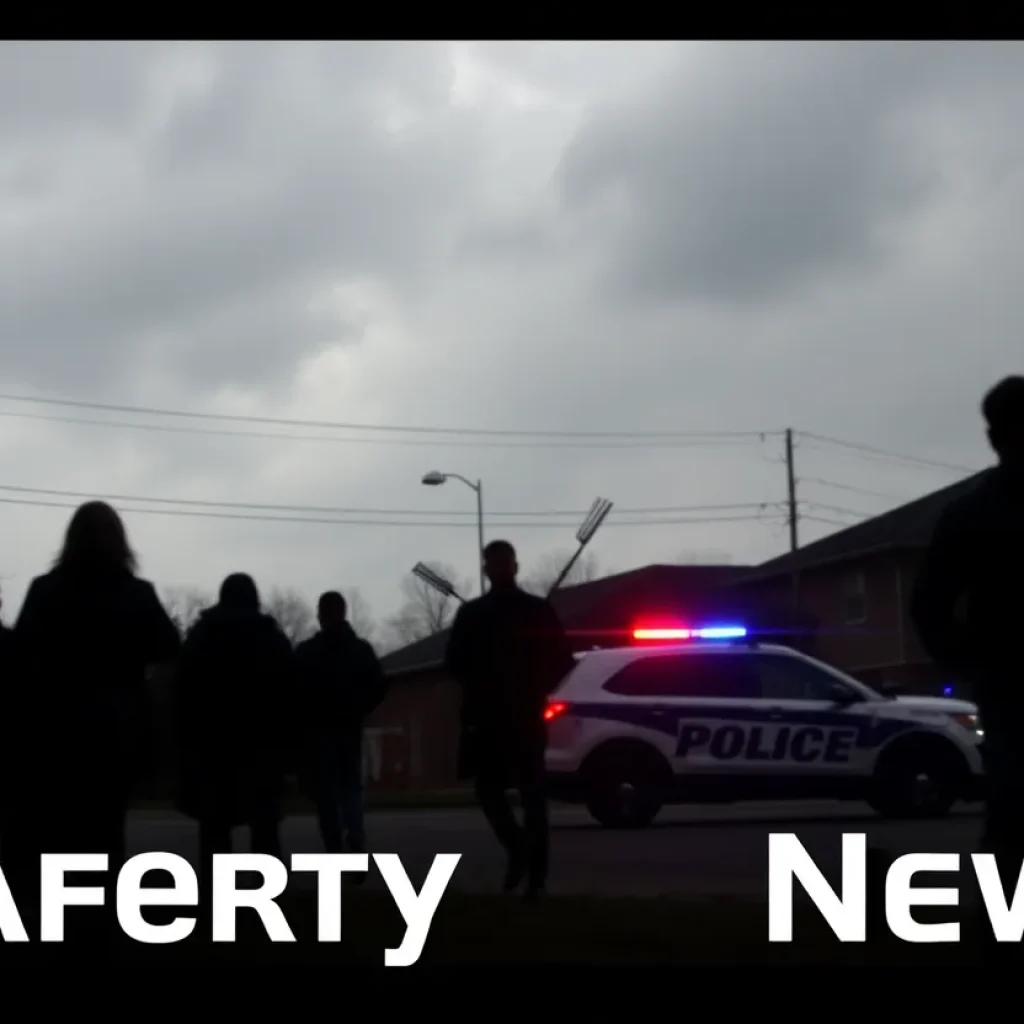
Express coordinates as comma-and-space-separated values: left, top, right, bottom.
728, 470, 987, 694
368, 563, 818, 792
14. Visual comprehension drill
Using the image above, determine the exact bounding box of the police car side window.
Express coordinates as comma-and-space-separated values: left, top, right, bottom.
603, 654, 759, 699
753, 655, 846, 701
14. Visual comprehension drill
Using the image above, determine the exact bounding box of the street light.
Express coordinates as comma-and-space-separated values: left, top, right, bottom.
411, 562, 466, 604
422, 470, 485, 596
546, 497, 614, 597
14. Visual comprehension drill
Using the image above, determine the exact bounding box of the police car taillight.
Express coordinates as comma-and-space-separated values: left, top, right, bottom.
544, 701, 569, 721
632, 625, 747, 641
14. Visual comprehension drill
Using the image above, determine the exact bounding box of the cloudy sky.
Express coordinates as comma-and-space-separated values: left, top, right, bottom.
0, 41, 1019, 641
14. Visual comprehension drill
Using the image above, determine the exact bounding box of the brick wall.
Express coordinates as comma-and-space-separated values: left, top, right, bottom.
732, 549, 949, 693
367, 668, 462, 792
735, 554, 905, 676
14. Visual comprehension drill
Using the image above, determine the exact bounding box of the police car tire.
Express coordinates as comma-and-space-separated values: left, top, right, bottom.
868, 738, 965, 819
582, 743, 669, 829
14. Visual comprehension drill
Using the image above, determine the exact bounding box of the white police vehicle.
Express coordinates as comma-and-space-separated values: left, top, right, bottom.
544, 624, 984, 828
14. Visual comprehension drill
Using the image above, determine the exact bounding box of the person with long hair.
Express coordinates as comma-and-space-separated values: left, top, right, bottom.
6, 501, 180, 947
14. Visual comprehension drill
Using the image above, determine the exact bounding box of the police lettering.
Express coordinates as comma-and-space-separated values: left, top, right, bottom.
676, 721, 856, 764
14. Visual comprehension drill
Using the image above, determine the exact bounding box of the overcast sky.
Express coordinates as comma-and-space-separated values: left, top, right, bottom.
0, 41, 1018, 639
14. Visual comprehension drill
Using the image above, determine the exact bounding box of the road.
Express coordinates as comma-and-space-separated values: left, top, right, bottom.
126, 800, 984, 899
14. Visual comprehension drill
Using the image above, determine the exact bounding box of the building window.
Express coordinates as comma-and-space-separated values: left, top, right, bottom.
843, 569, 867, 624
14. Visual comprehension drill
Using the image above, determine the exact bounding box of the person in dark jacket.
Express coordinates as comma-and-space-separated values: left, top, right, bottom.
174, 573, 294, 889
295, 591, 386, 858
445, 539, 575, 898
0, 589, 18, 863
7, 501, 180, 944
911, 375, 1024, 951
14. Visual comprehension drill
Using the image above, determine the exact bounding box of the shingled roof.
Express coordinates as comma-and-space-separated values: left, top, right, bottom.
732, 469, 990, 585
379, 562, 752, 677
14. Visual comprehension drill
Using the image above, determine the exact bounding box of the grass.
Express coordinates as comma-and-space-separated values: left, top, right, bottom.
43, 887, 994, 966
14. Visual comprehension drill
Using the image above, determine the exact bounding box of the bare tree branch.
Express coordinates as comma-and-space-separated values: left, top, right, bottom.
383, 561, 468, 650
161, 585, 212, 635
263, 587, 316, 645
341, 586, 377, 644
522, 549, 602, 596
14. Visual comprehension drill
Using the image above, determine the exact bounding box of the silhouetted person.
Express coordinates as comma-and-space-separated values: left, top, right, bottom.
912, 375, 1024, 952
295, 591, 386, 860
7, 502, 180, 947
0, 590, 17, 862
445, 540, 575, 898
174, 573, 293, 900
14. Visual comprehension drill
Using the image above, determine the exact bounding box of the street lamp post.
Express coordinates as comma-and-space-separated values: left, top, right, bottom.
422, 470, 485, 596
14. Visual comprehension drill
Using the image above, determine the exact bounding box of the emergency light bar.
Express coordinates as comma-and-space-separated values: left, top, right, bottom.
632, 625, 747, 641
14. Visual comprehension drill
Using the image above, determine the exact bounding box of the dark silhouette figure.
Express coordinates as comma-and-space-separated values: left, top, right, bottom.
445, 539, 575, 898
295, 591, 386, 859
5, 502, 180, 944
0, 590, 18, 863
912, 375, 1024, 951
173, 573, 293, 897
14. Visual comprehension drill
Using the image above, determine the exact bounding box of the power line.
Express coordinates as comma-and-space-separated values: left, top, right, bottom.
799, 475, 910, 502
0, 483, 777, 519
802, 514, 857, 529
801, 501, 874, 520
0, 409, 763, 451
0, 495, 775, 529
796, 431, 977, 474
0, 392, 779, 442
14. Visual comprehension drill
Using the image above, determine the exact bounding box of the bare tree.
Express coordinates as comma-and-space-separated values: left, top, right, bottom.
522, 549, 602, 596
264, 587, 316, 644
161, 586, 212, 635
341, 587, 377, 644
383, 561, 468, 649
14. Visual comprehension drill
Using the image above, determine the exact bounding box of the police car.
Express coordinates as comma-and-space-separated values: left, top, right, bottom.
544, 624, 984, 828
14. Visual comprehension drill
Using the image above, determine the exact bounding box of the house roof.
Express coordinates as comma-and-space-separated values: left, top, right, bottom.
379, 562, 753, 678
732, 469, 990, 585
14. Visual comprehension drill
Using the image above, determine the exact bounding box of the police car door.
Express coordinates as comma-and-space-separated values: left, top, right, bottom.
665, 651, 764, 779
601, 650, 760, 780
747, 653, 873, 782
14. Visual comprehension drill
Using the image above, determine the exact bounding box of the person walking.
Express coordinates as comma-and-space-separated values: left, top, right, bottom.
445, 539, 575, 899
295, 591, 386, 862
8, 501, 181, 948
911, 375, 1024, 956
173, 573, 294, 904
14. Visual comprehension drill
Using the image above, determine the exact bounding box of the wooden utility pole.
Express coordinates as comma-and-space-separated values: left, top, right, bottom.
785, 428, 798, 552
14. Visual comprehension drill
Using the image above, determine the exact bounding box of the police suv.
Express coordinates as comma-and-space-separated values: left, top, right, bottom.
544, 624, 984, 828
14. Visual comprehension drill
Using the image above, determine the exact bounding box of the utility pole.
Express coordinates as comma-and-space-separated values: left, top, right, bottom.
475, 478, 485, 597
785, 428, 798, 552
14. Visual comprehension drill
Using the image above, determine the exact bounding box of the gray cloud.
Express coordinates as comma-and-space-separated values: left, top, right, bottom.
557, 42, 1024, 306
0, 41, 1020, 636
0, 42, 482, 395
0, 42, 166, 138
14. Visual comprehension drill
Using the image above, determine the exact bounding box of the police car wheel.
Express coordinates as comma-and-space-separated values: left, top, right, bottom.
583, 745, 667, 829
868, 744, 962, 819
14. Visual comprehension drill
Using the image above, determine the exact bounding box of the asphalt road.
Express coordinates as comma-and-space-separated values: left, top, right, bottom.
126, 800, 984, 900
